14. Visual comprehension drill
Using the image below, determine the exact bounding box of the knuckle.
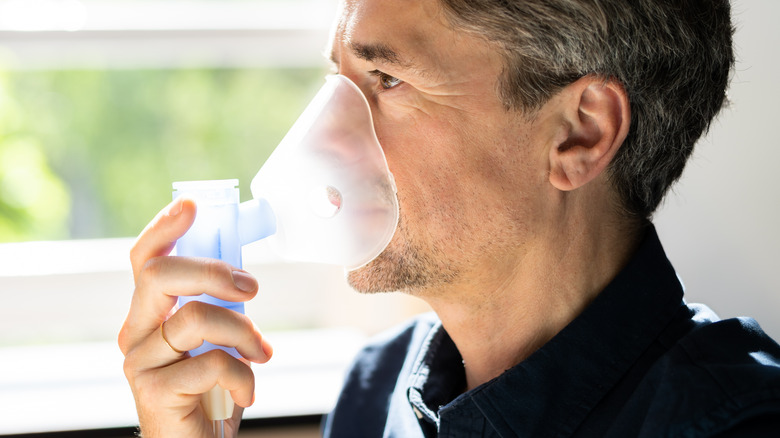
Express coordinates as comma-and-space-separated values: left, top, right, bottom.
122, 353, 140, 383
177, 300, 211, 328
204, 349, 233, 372
129, 239, 144, 270
202, 258, 230, 285
239, 315, 259, 346
133, 372, 164, 405
134, 258, 161, 292
139, 256, 166, 282
117, 326, 131, 356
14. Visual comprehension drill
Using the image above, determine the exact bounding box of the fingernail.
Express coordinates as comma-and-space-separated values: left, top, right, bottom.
232, 270, 257, 292
168, 199, 183, 217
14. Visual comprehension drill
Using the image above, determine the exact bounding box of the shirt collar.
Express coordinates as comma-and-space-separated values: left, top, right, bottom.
407, 320, 465, 428
406, 225, 685, 436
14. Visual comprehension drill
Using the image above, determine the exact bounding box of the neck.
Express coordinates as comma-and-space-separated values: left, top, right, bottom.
422, 205, 644, 390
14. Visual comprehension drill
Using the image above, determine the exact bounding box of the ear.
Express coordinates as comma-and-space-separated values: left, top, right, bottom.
548, 76, 630, 191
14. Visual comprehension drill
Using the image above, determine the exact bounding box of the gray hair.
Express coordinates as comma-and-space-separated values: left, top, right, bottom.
438, 0, 735, 220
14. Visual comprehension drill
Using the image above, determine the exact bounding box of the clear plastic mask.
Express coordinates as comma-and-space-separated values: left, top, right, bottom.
248, 74, 398, 270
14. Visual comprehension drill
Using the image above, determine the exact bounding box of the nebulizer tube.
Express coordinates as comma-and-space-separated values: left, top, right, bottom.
171, 75, 398, 437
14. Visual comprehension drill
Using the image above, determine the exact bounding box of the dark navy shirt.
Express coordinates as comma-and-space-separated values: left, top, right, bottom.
322, 227, 780, 437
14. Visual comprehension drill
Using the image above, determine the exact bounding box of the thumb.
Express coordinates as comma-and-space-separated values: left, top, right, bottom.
130, 197, 197, 282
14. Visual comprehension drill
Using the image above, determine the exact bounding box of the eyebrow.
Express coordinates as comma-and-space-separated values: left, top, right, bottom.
350, 41, 405, 66
329, 40, 434, 81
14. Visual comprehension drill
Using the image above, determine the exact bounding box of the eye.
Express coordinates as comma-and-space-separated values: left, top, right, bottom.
370, 70, 404, 90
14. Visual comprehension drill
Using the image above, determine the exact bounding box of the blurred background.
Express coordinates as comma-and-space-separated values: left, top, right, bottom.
653, 0, 780, 339
0, 0, 427, 435
0, 0, 777, 436
0, 0, 331, 243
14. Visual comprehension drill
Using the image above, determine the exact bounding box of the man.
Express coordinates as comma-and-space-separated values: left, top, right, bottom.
119, 0, 780, 436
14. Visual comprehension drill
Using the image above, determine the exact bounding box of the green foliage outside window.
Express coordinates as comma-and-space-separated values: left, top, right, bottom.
0, 67, 326, 241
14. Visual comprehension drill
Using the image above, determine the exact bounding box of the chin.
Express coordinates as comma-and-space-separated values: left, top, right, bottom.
345, 228, 409, 294
345, 243, 449, 295
345, 214, 457, 295
346, 255, 395, 294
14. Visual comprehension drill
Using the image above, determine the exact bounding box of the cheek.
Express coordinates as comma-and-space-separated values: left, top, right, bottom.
373, 95, 450, 174
371, 94, 543, 233
373, 105, 498, 227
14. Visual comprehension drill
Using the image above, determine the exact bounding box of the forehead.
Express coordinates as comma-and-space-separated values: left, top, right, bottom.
333, 0, 485, 74
330, 0, 507, 102
339, 0, 439, 39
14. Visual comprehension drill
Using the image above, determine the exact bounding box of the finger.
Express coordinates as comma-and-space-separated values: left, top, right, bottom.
124, 302, 271, 372
130, 197, 197, 282
137, 256, 259, 304
166, 302, 272, 364
139, 350, 257, 410
119, 257, 259, 355
130, 350, 255, 437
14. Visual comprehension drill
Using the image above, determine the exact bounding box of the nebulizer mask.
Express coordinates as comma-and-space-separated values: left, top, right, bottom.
171, 75, 398, 433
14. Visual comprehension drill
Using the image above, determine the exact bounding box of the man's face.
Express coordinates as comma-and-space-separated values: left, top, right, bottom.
333, 0, 553, 295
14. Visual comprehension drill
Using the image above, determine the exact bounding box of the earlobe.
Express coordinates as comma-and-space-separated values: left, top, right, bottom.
549, 76, 630, 192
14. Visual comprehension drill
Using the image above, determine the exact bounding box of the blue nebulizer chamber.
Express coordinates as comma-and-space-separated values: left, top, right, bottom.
171, 74, 399, 422
172, 180, 276, 359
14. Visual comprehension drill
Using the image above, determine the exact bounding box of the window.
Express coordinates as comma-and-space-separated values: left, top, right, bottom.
0, 1, 431, 435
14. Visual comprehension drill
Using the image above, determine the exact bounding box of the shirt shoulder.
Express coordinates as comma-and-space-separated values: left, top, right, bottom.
345, 312, 439, 391
633, 304, 780, 437
322, 313, 439, 438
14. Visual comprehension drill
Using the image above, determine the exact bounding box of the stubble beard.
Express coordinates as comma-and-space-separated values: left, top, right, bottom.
346, 215, 458, 296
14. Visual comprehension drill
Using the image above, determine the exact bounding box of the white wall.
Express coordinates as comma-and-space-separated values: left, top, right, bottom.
655, 0, 780, 339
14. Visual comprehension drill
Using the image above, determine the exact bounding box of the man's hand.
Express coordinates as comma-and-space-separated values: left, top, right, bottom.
118, 197, 273, 438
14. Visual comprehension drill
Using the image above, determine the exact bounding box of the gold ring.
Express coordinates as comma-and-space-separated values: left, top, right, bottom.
160, 320, 186, 355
